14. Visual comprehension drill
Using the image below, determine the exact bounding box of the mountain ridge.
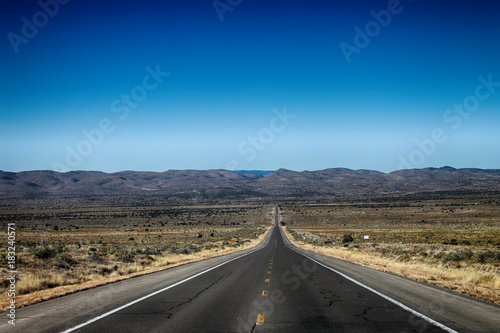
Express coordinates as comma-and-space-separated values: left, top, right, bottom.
1, 167, 500, 200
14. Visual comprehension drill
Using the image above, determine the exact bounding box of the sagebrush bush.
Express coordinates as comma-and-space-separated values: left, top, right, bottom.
472, 250, 500, 264
33, 247, 56, 259
342, 234, 353, 244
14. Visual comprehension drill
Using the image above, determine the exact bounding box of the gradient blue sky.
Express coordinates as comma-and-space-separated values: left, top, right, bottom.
1, 0, 499, 173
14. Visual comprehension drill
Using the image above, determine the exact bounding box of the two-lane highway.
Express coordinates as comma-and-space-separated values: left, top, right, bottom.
6, 205, 499, 332
62, 206, 450, 332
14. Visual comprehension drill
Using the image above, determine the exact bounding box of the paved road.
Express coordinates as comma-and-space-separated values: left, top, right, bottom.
5, 206, 500, 332
61, 207, 448, 332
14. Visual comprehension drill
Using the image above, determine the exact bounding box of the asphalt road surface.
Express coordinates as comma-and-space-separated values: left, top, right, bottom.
5, 206, 500, 332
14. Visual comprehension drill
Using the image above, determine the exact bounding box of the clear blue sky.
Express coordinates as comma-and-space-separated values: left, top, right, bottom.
1, 0, 499, 173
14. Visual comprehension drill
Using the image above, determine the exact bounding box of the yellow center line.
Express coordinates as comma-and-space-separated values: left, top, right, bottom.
262, 290, 268, 296
257, 313, 265, 325
265, 278, 269, 282
267, 271, 271, 274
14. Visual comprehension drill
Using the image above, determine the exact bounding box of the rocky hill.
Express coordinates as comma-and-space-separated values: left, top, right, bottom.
1, 167, 500, 201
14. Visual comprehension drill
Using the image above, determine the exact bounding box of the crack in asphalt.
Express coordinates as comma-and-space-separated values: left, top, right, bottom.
164, 272, 232, 318
319, 288, 342, 306
354, 306, 374, 322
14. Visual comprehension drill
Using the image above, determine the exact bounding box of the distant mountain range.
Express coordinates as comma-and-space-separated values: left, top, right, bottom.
1, 167, 500, 201
231, 170, 273, 176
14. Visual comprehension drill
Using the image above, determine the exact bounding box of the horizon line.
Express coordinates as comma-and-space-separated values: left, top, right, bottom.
2, 165, 493, 175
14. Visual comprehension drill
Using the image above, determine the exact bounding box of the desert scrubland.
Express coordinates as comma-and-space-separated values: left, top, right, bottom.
1, 191, 499, 312
0, 198, 272, 311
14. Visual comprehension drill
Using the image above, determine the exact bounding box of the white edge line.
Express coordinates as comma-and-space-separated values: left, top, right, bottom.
61, 226, 274, 333
278, 226, 458, 333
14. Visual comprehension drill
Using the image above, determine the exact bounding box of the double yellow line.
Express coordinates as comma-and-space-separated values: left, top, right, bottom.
257, 246, 276, 325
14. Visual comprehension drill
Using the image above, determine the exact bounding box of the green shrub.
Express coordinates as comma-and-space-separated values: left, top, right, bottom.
440, 252, 462, 263
471, 250, 500, 264
342, 234, 353, 244
33, 247, 56, 259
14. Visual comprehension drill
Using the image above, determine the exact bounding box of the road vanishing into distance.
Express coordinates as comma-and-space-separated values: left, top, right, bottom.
5, 206, 500, 332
